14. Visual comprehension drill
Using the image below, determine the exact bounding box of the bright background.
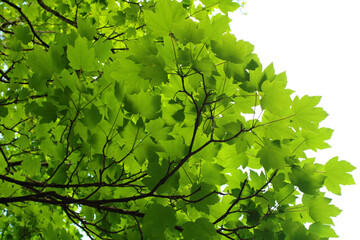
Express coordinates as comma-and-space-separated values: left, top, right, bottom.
230, 0, 360, 239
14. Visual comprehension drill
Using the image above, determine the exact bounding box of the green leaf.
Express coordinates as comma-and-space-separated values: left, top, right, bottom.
292, 95, 328, 129
301, 127, 333, 151
29, 101, 58, 123
80, 104, 102, 128
67, 36, 96, 71
77, 18, 97, 40
249, 170, 266, 190
43, 223, 58, 239
112, 11, 125, 25
261, 78, 293, 115
55, 69, 77, 93
144, 0, 187, 37
190, 182, 219, 214
242, 64, 263, 91
143, 204, 176, 240
94, 40, 112, 62
113, 80, 125, 102
59, 229, 73, 240
218, 0, 240, 13
225, 168, 248, 191
199, 14, 230, 42
282, 220, 313, 240
274, 184, 297, 206
27, 46, 54, 81
211, 33, 254, 63
145, 118, 171, 141
261, 111, 295, 139
124, 91, 161, 119
49, 44, 68, 74
143, 160, 179, 193
118, 119, 146, 147
200, 0, 240, 13
289, 164, 325, 194
202, 162, 227, 186
324, 157, 356, 195
139, 56, 168, 86
110, 58, 145, 94
217, 144, 248, 169
0, 152, 7, 174
128, 37, 158, 63
0, 106, 8, 117
182, 218, 217, 240
161, 135, 186, 161
173, 19, 204, 45
257, 141, 286, 170
14, 25, 32, 44
308, 196, 341, 225
21, 156, 41, 176
309, 222, 338, 238
224, 61, 250, 83
193, 57, 218, 77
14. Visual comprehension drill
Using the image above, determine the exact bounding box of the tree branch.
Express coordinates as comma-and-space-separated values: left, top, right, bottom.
36, 0, 77, 28
213, 179, 248, 225
2, 0, 49, 48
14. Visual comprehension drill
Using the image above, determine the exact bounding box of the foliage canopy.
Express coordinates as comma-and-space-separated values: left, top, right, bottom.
0, 0, 355, 239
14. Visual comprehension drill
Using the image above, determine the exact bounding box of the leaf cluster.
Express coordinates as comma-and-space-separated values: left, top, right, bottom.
0, 0, 355, 239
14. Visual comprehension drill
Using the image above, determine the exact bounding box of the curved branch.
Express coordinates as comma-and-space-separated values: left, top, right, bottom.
36, 0, 77, 28
2, 0, 49, 48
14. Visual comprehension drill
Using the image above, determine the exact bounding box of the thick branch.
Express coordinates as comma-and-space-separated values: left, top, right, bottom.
0, 191, 144, 217
0, 174, 146, 189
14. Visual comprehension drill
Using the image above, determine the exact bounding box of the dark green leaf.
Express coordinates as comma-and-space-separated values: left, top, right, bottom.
80, 104, 102, 128
182, 218, 217, 240
14, 25, 32, 44
289, 164, 325, 194
143, 204, 176, 239
0, 106, 8, 117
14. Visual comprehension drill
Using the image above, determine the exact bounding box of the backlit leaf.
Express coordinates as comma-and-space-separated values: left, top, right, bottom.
144, 0, 187, 36
173, 19, 204, 45
124, 91, 161, 119
257, 141, 286, 170
67, 37, 96, 71
211, 33, 254, 63
308, 196, 341, 225
292, 95, 328, 129
0, 1, 353, 239
324, 157, 356, 195
309, 222, 338, 238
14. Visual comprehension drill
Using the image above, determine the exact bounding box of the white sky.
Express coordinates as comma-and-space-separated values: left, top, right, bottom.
230, 0, 360, 238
